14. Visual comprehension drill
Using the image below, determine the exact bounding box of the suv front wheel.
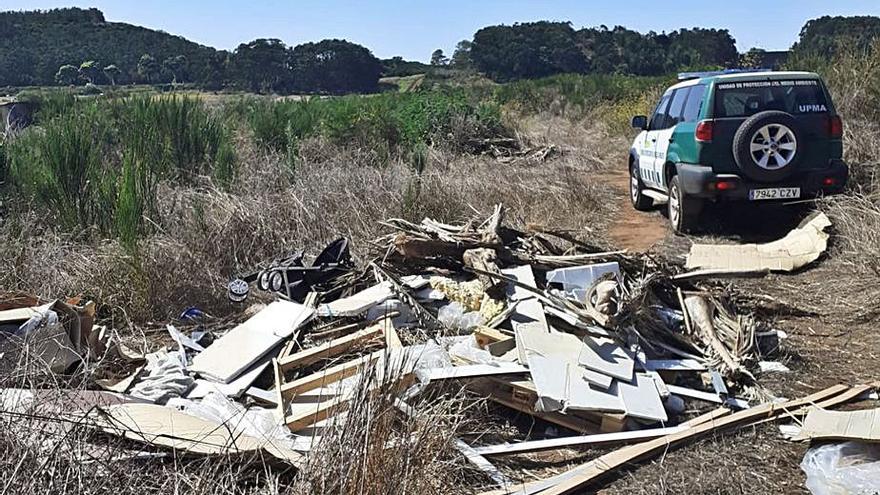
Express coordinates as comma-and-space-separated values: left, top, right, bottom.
668, 175, 702, 234
630, 160, 653, 211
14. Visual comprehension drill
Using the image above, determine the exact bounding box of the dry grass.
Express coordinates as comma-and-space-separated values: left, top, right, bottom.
0, 118, 615, 325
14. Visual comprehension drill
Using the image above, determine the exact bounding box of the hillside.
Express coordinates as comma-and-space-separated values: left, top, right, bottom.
0, 8, 223, 86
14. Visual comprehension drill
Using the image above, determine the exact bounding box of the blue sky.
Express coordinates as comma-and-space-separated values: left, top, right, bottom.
4, 0, 880, 61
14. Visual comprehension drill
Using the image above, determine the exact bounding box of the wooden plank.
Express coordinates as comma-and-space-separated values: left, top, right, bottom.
273, 358, 285, 419
642, 359, 706, 371
455, 439, 512, 488
473, 426, 689, 456
474, 326, 513, 348
380, 318, 403, 349
316, 282, 394, 317
471, 379, 602, 434
277, 322, 384, 372
540, 384, 851, 495
279, 353, 380, 400
666, 384, 750, 409
478, 407, 731, 495
285, 373, 415, 431
285, 394, 349, 431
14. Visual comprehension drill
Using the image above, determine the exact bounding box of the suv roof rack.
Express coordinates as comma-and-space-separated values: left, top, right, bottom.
677, 68, 773, 81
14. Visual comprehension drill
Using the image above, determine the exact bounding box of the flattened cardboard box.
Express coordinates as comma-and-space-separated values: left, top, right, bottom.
685, 212, 831, 273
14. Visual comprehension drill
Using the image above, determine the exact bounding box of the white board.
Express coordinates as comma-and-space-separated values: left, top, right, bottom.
191, 301, 313, 383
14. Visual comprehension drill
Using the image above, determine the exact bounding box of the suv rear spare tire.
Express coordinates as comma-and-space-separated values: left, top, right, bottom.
668, 175, 702, 234
732, 110, 803, 182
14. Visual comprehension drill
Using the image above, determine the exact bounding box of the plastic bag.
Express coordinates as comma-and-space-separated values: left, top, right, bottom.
437, 301, 481, 331
801, 441, 880, 495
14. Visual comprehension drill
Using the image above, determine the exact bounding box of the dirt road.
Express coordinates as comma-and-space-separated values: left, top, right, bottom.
603, 164, 668, 252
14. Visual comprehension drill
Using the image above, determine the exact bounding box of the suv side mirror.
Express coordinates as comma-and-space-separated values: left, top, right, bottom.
631, 115, 648, 130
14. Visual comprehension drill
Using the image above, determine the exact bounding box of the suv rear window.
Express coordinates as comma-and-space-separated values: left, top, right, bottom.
713, 79, 828, 118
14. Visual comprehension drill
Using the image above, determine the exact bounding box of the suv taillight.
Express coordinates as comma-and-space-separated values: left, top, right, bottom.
695, 120, 714, 142
829, 115, 843, 139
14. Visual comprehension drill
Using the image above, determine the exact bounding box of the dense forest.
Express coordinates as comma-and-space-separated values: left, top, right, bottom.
0, 8, 877, 93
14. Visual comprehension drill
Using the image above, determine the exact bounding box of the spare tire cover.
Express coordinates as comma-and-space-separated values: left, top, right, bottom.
732, 110, 803, 182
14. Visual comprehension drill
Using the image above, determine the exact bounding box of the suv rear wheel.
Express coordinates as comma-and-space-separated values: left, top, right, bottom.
668, 175, 701, 234
630, 160, 653, 211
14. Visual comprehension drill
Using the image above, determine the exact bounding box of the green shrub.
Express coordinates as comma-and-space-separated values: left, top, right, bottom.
7, 107, 111, 232
494, 73, 670, 117
241, 90, 510, 159
6, 95, 237, 245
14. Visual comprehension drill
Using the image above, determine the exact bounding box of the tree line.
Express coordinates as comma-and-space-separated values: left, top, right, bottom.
434, 16, 880, 82
2, 8, 879, 92
0, 8, 383, 94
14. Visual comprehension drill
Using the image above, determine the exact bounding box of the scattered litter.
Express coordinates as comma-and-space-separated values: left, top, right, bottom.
4, 203, 844, 490
801, 442, 880, 495
130, 350, 193, 403
759, 361, 792, 373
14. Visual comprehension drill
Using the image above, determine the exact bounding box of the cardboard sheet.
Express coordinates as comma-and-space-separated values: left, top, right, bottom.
685, 212, 831, 273
91, 403, 303, 465
795, 407, 880, 442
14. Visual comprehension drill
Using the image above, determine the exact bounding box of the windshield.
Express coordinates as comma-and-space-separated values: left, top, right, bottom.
713, 79, 828, 118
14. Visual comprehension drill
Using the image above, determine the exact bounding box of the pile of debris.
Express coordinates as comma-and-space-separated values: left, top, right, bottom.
0, 205, 874, 493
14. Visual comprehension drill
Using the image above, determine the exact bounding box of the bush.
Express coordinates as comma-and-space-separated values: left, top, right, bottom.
494, 73, 669, 117
242, 89, 509, 159
6, 95, 236, 245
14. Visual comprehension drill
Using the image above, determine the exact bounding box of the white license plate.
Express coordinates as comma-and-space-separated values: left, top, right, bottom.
749, 187, 801, 201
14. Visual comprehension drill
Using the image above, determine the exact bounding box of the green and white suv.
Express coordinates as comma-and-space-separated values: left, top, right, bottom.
629, 70, 847, 233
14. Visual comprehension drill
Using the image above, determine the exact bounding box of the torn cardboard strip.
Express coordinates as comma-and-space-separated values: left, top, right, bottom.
685, 212, 831, 273
794, 407, 880, 442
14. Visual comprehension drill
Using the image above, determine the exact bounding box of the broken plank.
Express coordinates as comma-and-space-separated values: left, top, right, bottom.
455, 439, 512, 488
191, 301, 314, 383
478, 407, 731, 495
474, 326, 513, 348
471, 378, 610, 434
279, 353, 380, 400
473, 425, 689, 456
285, 373, 415, 432
277, 322, 385, 372
539, 384, 851, 495
380, 318, 403, 349
316, 282, 394, 317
